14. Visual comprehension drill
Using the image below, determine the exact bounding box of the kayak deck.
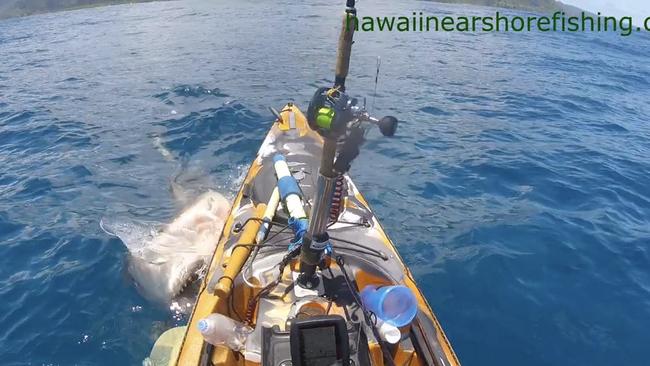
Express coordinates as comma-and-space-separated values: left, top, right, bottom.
171, 104, 460, 366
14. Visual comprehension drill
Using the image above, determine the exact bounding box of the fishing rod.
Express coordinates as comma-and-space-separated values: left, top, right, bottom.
334, 0, 357, 91
245, 1, 401, 362
294, 1, 401, 356
298, 0, 398, 290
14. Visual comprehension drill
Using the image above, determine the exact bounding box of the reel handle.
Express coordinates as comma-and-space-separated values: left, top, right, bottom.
360, 114, 399, 137
378, 116, 398, 137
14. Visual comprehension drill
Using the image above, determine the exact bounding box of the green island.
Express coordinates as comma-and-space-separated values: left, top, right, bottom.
0, 0, 162, 20
434, 0, 584, 14
0, 0, 584, 21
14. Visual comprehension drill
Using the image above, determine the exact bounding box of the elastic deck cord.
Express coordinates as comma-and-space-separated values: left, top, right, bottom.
335, 254, 396, 366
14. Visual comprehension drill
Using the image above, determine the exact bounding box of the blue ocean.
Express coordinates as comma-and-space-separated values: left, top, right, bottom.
1, 0, 649, 365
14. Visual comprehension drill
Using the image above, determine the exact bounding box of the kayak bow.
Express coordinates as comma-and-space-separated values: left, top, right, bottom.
147, 1, 460, 365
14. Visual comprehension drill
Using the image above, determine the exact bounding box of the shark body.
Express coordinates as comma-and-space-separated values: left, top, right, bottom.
102, 190, 230, 306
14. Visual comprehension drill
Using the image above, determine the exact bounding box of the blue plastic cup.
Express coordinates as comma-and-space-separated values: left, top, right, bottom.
360, 285, 418, 327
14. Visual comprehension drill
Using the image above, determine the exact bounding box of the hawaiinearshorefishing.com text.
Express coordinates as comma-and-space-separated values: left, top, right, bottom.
346, 11, 650, 37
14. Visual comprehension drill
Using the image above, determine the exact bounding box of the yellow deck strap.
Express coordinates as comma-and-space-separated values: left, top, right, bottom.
277, 104, 309, 136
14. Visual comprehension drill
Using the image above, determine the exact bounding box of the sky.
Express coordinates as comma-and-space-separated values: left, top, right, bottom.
563, 0, 649, 19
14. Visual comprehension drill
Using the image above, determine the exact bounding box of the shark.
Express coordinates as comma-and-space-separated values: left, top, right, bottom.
101, 189, 230, 311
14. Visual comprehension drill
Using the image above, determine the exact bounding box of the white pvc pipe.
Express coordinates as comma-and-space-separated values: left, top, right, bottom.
273, 157, 307, 219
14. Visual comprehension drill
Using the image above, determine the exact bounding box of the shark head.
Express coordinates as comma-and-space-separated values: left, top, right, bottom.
101, 190, 231, 308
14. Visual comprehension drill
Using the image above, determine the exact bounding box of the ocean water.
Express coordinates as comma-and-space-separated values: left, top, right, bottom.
1, 0, 649, 365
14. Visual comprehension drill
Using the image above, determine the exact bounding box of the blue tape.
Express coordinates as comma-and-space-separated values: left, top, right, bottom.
278, 175, 302, 201
324, 242, 332, 256
289, 217, 308, 238
273, 154, 286, 163
288, 217, 309, 252
286, 217, 332, 258
288, 239, 302, 253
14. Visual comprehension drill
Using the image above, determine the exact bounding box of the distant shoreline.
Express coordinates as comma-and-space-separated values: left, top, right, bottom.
0, 0, 171, 21
431, 0, 585, 15
0, 0, 585, 22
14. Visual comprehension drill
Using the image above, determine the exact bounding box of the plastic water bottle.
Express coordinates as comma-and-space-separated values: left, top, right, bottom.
197, 313, 253, 351
377, 320, 402, 344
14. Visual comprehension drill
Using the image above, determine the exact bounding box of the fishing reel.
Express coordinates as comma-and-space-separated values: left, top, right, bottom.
307, 87, 398, 139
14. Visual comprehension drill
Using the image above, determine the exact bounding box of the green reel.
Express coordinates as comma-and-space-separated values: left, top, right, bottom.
315, 106, 336, 130
307, 87, 353, 137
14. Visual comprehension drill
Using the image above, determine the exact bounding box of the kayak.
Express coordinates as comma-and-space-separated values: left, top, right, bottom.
145, 104, 460, 366
146, 1, 460, 365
